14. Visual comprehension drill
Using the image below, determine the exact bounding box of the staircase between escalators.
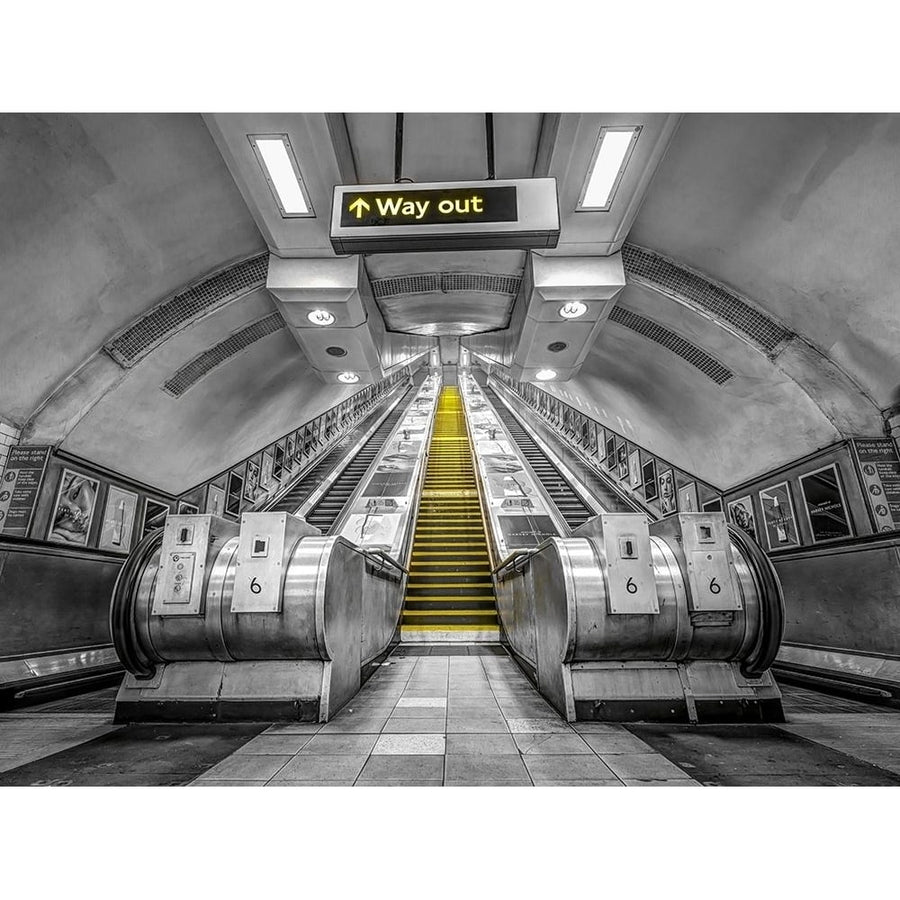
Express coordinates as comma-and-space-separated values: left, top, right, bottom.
401, 386, 499, 642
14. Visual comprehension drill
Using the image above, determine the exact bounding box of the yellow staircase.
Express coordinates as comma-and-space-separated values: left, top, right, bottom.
401, 386, 499, 641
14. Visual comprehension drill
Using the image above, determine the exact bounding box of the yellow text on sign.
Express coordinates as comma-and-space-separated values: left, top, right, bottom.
348, 195, 485, 220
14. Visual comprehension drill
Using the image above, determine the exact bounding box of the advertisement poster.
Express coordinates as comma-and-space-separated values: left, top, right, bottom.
702, 498, 724, 513
616, 443, 628, 480
498, 515, 558, 549
658, 469, 676, 515
677, 481, 698, 512
99, 486, 138, 552
642, 458, 658, 501
178, 501, 200, 514
245, 458, 260, 501
261, 452, 274, 489
142, 498, 170, 537
800, 464, 852, 543
727, 495, 757, 539
0, 445, 51, 536
759, 482, 800, 550
852, 438, 900, 533
47, 469, 100, 546
206, 484, 225, 517
605, 435, 616, 469
284, 436, 295, 471
628, 449, 642, 489
225, 471, 243, 517
273, 444, 285, 481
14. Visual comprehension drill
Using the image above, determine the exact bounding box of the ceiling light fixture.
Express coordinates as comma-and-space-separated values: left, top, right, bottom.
577, 126, 641, 212
248, 134, 314, 217
337, 371, 360, 384
559, 300, 588, 319
307, 309, 335, 326
535, 369, 557, 381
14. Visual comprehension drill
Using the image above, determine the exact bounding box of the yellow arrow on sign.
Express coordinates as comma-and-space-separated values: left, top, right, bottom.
349, 197, 371, 219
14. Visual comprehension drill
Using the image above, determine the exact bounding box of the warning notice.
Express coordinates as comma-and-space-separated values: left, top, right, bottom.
0, 445, 52, 536
852, 438, 900, 533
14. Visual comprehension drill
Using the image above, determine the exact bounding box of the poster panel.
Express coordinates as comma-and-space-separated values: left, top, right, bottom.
677, 481, 699, 513
245, 458, 261, 501
702, 498, 723, 513
759, 481, 801, 550
658, 469, 677, 515
727, 495, 757, 540
616, 443, 628, 480
47, 468, 100, 547
225, 470, 243, 517
178, 501, 200, 515
261, 452, 274, 489
642, 459, 658, 501
605, 435, 616, 469
628, 449, 642, 489
851, 438, 900, 533
142, 498, 170, 538
99, 486, 138, 552
0, 445, 51, 536
206, 484, 226, 517
799, 464, 852, 543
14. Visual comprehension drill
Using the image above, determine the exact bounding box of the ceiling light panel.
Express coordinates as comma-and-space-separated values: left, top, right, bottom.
248, 134, 314, 217
577, 126, 641, 212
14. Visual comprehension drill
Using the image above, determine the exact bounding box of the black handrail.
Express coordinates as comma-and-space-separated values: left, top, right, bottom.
729, 524, 785, 678
109, 528, 164, 679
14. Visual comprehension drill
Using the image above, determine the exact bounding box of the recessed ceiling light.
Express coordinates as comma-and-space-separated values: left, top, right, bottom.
577, 126, 641, 212
559, 300, 588, 319
248, 134, 314, 217
307, 308, 335, 326
535, 369, 557, 381
338, 371, 360, 384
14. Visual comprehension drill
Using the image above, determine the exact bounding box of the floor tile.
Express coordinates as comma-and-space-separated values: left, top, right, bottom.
263, 723, 324, 735
571, 722, 627, 734
235, 734, 314, 755
580, 732, 654, 754
372, 734, 446, 755
444, 754, 532, 786
382, 718, 446, 734
621, 779, 699, 787
523, 755, 620, 785
200, 753, 293, 782
514, 733, 592, 755
355, 754, 444, 785
396, 697, 447, 708
320, 714, 389, 734
601, 753, 694, 781
300, 734, 379, 755
446, 717, 509, 733
507, 718, 572, 734
190, 780, 267, 787
446, 733, 519, 755
271, 755, 368, 783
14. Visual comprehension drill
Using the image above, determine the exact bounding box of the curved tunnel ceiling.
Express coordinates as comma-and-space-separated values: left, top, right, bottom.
1, 112, 897, 496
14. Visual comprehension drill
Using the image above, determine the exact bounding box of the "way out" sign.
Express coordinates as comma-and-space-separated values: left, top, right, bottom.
330, 178, 559, 254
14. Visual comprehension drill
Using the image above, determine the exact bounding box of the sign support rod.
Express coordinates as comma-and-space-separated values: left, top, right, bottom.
394, 113, 404, 184
485, 113, 495, 180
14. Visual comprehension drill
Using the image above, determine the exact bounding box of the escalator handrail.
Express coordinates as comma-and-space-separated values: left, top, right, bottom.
109, 528, 163, 679
728, 523, 785, 678
360, 548, 408, 578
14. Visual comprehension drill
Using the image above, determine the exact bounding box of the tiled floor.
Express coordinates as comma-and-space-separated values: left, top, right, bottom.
189, 649, 698, 786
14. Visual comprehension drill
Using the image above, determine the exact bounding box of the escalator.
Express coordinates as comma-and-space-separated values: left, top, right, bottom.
482, 385, 594, 530
266, 386, 413, 531
402, 387, 499, 640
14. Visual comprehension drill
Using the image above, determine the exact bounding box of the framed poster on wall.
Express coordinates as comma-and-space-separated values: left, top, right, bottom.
799, 464, 852, 543
225, 470, 243, 518
677, 481, 699, 513
605, 435, 616, 469
142, 498, 170, 538
702, 498, 723, 513
261, 451, 274, 489
206, 483, 225, 517
658, 469, 676, 515
178, 501, 200, 515
616, 443, 628, 480
98, 486, 138, 552
759, 482, 800, 550
47, 469, 100, 547
245, 458, 260, 501
284, 436, 296, 471
727, 495, 757, 539
642, 458, 658, 501
628, 449, 642, 489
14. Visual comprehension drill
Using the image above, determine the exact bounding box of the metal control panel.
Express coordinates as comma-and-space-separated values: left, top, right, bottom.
231, 512, 316, 613
652, 513, 742, 612
152, 516, 225, 616
598, 514, 659, 615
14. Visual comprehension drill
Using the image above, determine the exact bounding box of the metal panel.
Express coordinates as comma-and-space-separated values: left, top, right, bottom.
599, 514, 659, 615
679, 513, 742, 612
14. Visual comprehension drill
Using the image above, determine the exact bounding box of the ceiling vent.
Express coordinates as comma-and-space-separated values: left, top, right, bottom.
609, 306, 734, 385
105, 253, 270, 368
162, 312, 284, 397
622, 244, 790, 355
371, 272, 521, 300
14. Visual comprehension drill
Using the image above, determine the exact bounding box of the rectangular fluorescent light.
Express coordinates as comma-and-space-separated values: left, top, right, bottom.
248, 134, 314, 217
577, 125, 641, 212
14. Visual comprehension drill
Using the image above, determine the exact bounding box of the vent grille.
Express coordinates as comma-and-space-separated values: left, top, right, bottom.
105, 254, 269, 367
622, 244, 790, 354
371, 271, 521, 299
609, 306, 734, 385
162, 313, 284, 397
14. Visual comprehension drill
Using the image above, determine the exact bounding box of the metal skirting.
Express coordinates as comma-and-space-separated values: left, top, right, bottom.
0, 646, 120, 694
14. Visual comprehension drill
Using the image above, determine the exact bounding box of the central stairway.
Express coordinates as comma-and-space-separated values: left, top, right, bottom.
401, 386, 500, 642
